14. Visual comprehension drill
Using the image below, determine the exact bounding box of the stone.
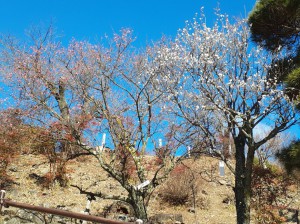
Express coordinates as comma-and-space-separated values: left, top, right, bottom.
188, 207, 195, 213
2, 209, 77, 224
218, 180, 227, 185
16, 209, 47, 224
222, 195, 234, 205
279, 209, 299, 223
4, 217, 23, 224
117, 214, 128, 221
103, 201, 134, 220
201, 190, 208, 195
9, 167, 18, 172
148, 214, 183, 224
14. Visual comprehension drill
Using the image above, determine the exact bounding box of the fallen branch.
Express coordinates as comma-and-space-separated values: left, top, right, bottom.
71, 184, 129, 203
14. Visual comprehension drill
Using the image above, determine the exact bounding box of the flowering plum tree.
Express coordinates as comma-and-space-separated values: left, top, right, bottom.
0, 27, 183, 220
153, 13, 298, 224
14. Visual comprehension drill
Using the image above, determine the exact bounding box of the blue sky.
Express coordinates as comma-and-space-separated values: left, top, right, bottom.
0, 0, 299, 142
0, 0, 257, 45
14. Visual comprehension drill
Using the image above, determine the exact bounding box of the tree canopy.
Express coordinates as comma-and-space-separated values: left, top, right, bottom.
0, 27, 184, 220
249, 0, 300, 175
249, 0, 300, 107
277, 140, 300, 173
248, 0, 300, 52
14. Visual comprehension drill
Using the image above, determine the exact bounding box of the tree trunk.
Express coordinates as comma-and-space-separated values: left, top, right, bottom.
234, 134, 256, 224
129, 190, 148, 220
244, 146, 255, 224
234, 135, 250, 224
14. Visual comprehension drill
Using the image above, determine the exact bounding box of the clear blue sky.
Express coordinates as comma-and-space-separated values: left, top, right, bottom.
0, 0, 257, 45
1, 1, 299, 140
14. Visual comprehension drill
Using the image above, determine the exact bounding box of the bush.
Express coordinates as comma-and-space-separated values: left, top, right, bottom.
276, 140, 300, 174
159, 164, 200, 206
251, 165, 295, 224
0, 110, 23, 188
0, 152, 15, 188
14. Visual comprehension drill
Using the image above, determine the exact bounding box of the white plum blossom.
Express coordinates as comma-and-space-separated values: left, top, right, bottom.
153, 12, 297, 223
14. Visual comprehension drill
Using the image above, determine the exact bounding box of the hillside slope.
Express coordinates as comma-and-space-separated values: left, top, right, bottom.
0, 154, 297, 223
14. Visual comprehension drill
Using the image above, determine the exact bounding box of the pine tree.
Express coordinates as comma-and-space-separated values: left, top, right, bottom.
249, 0, 300, 108
249, 0, 300, 174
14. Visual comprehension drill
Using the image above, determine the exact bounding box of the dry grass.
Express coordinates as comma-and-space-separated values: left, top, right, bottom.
0, 154, 243, 223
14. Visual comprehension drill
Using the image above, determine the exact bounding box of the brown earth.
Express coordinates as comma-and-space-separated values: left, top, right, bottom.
0, 154, 297, 224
